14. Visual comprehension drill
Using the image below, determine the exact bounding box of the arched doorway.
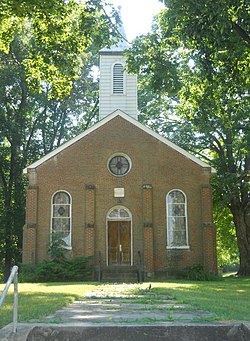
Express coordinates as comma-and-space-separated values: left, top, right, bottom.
106, 206, 132, 266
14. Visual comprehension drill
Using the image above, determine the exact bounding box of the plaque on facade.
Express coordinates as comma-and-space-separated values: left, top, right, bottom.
114, 188, 125, 198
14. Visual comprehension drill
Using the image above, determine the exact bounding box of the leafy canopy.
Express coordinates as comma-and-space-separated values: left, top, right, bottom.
0, 0, 120, 97
127, 0, 249, 273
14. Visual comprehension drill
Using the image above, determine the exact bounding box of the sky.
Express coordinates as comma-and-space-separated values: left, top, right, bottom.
109, 0, 164, 42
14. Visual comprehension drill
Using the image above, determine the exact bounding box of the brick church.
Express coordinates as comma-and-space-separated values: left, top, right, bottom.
22, 24, 217, 280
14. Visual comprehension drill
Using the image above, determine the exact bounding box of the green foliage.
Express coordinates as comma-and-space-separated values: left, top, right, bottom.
185, 264, 221, 281
127, 0, 250, 275
0, 0, 120, 97
213, 205, 239, 268
19, 256, 93, 282
0, 2, 118, 279
48, 232, 70, 262
0, 271, 3, 283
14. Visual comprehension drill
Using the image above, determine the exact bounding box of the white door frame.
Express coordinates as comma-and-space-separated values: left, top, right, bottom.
106, 206, 133, 266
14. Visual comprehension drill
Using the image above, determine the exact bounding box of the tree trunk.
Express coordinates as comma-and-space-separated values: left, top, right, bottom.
3, 235, 13, 282
231, 205, 250, 276
3, 207, 14, 281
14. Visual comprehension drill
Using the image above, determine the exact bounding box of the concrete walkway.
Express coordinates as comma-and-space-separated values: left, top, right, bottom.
41, 283, 217, 325
1, 283, 250, 340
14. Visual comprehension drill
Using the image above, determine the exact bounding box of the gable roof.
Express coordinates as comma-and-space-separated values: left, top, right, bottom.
23, 110, 216, 174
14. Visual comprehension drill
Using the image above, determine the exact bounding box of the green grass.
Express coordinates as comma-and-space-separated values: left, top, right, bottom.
0, 278, 250, 329
146, 277, 250, 321
0, 282, 96, 329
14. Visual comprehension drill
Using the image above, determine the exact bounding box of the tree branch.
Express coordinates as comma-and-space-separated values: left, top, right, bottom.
84, 98, 99, 130
232, 22, 250, 46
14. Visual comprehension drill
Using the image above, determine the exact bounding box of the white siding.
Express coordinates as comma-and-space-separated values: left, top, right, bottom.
99, 54, 138, 120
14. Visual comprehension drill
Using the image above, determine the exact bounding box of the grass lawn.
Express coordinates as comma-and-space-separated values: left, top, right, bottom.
0, 277, 250, 329
0, 282, 97, 329
148, 277, 250, 322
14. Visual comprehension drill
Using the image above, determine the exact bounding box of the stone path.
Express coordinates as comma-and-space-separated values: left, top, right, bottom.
41, 283, 216, 325
1, 283, 250, 340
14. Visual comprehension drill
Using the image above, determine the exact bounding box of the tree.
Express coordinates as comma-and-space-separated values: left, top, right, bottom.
0, 0, 120, 97
0, 3, 118, 280
127, 0, 250, 275
214, 205, 239, 269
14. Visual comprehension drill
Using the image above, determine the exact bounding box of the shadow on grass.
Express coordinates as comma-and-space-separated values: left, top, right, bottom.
129, 278, 250, 321
40, 281, 99, 287
1, 278, 249, 329
0, 291, 81, 329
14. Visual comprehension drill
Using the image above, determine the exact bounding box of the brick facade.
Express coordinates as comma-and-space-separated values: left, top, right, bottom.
23, 113, 217, 278
201, 184, 217, 273
22, 225, 36, 264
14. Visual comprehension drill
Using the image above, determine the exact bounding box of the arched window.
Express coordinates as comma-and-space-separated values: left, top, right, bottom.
107, 206, 132, 220
51, 191, 71, 248
166, 190, 189, 248
113, 63, 124, 94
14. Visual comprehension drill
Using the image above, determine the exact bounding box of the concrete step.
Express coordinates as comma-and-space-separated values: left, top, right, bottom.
2, 323, 249, 341
102, 266, 138, 283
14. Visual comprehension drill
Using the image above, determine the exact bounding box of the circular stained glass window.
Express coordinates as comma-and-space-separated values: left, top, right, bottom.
108, 154, 131, 176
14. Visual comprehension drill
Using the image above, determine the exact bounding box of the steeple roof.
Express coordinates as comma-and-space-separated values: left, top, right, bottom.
100, 7, 130, 53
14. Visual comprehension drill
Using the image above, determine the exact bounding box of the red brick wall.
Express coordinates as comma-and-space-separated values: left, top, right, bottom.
22, 225, 36, 264
85, 185, 96, 257
142, 185, 153, 225
85, 227, 95, 257
23, 116, 217, 276
203, 224, 217, 273
201, 184, 217, 273
22, 185, 38, 264
25, 185, 38, 227
144, 227, 154, 275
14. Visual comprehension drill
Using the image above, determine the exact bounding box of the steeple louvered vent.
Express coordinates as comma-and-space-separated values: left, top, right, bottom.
113, 63, 124, 94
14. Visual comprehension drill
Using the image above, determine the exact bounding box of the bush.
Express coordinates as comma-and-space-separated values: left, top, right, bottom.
19, 256, 93, 282
184, 264, 221, 281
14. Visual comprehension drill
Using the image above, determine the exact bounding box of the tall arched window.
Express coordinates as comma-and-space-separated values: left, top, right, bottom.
113, 63, 124, 94
51, 191, 71, 248
166, 190, 189, 248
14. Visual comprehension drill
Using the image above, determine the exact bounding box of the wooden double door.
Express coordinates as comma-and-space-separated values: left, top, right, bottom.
108, 221, 131, 265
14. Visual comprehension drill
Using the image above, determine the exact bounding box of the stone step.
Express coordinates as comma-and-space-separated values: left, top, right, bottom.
7, 323, 248, 341
102, 266, 138, 283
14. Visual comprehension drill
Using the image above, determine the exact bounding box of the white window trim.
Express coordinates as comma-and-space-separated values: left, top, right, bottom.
111, 62, 126, 95
50, 190, 72, 250
166, 189, 189, 250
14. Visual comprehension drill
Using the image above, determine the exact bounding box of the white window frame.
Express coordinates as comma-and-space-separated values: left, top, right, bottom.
107, 152, 132, 177
51, 190, 72, 249
166, 189, 189, 250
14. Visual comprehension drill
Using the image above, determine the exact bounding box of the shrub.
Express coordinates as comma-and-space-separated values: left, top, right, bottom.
184, 264, 221, 281
47, 233, 70, 262
19, 256, 93, 282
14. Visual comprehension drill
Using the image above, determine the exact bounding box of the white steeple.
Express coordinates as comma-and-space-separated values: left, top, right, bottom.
99, 9, 138, 120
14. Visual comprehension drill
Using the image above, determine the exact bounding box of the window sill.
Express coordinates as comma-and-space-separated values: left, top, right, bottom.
63, 246, 72, 250
166, 246, 190, 250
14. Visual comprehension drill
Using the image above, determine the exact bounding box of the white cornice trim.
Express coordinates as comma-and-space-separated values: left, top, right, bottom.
23, 110, 216, 174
